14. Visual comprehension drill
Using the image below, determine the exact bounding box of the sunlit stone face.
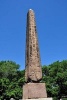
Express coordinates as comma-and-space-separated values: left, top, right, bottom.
25, 9, 42, 82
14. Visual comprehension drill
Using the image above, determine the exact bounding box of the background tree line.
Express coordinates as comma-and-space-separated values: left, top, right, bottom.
0, 60, 67, 100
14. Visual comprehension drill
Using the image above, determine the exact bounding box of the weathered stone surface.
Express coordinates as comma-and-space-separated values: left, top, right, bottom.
22, 98, 52, 100
23, 9, 48, 99
25, 9, 42, 82
23, 83, 47, 99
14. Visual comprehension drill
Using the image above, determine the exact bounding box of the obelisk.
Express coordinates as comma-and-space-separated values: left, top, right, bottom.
23, 9, 47, 99
25, 9, 42, 82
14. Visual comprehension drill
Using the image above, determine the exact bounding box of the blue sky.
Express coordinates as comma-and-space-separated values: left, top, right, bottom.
0, 0, 67, 70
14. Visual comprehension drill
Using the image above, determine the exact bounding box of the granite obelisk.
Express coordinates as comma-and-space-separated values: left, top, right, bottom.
25, 9, 42, 82
23, 9, 47, 99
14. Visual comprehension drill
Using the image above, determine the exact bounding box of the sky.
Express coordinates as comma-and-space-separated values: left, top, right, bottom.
0, 0, 67, 70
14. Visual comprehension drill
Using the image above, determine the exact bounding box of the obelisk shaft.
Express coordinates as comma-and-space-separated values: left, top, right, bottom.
23, 9, 47, 99
25, 9, 42, 82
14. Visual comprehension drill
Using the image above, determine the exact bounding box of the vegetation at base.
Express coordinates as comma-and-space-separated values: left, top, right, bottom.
62, 98, 67, 100
0, 60, 67, 100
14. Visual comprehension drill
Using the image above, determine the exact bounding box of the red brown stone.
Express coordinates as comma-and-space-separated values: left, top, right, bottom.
23, 9, 48, 99
23, 83, 47, 99
25, 9, 42, 82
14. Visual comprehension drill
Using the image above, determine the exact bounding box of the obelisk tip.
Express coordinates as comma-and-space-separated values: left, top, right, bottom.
29, 9, 33, 10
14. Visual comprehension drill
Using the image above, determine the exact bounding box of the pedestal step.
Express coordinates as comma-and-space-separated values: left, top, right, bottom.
22, 98, 52, 100
23, 83, 47, 99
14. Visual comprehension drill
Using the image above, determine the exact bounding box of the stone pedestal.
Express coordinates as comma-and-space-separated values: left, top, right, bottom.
22, 98, 52, 100
23, 83, 47, 99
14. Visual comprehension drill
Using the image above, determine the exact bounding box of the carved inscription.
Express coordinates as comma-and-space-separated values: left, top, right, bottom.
25, 9, 42, 82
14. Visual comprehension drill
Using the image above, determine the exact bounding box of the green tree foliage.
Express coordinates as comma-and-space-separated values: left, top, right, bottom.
0, 61, 25, 100
42, 60, 67, 100
0, 60, 67, 100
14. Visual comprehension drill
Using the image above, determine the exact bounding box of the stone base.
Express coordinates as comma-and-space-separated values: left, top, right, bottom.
23, 83, 47, 99
22, 98, 52, 100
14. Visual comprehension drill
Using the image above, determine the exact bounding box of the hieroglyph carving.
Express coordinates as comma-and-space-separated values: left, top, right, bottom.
25, 9, 42, 82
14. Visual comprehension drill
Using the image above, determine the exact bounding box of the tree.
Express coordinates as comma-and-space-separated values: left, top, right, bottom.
0, 60, 67, 99
0, 61, 25, 100
42, 60, 67, 100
